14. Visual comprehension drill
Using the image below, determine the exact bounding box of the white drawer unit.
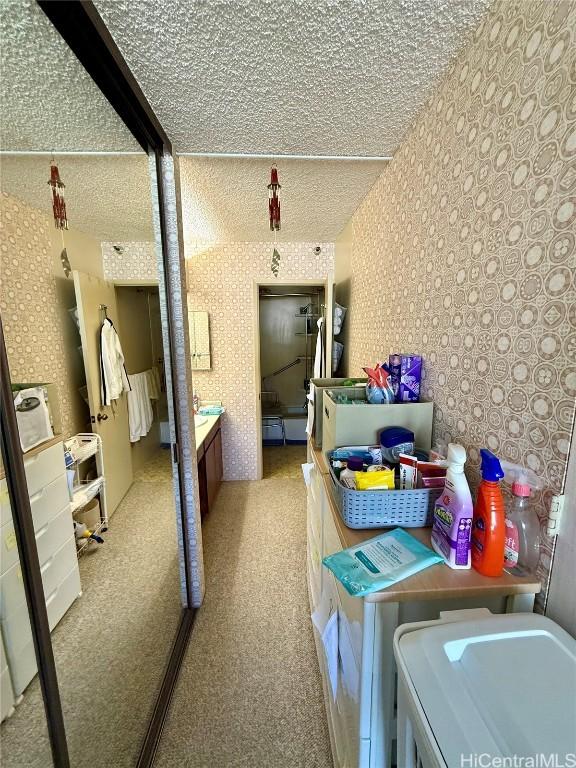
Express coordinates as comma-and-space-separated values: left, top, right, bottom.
22, 441, 67, 498
2, 565, 81, 696
0, 536, 78, 619
0, 438, 81, 697
1, 473, 70, 532
0, 629, 16, 723
1, 504, 74, 577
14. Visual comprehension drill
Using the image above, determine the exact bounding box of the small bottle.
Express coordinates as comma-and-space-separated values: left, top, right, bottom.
501, 463, 542, 572
471, 449, 506, 577
340, 456, 364, 489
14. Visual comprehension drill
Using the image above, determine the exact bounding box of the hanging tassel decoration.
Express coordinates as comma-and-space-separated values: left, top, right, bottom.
268, 165, 281, 231
47, 161, 68, 230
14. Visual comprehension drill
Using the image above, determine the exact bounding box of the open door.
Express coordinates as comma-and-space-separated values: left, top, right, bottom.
73, 270, 133, 516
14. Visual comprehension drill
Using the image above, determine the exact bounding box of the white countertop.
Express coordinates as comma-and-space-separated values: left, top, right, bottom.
194, 414, 220, 452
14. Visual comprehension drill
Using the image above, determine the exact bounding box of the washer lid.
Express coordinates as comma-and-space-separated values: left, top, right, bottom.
398, 613, 576, 766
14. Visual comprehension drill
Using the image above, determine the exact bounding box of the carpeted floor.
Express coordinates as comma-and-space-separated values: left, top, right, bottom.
0, 448, 181, 768
263, 444, 307, 479
154, 474, 332, 768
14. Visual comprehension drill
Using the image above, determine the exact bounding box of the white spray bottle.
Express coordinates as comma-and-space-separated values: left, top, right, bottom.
501, 462, 543, 572
431, 444, 473, 569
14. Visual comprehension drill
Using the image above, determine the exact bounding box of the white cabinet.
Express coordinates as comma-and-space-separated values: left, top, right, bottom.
188, 310, 211, 370
0, 631, 15, 723
0, 440, 81, 697
306, 455, 539, 768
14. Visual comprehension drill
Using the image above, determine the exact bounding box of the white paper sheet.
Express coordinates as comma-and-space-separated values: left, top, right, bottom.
305, 388, 315, 436
322, 610, 339, 701
338, 616, 360, 701
301, 462, 314, 487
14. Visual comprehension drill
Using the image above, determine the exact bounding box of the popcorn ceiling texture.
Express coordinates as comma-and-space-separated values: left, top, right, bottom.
187, 242, 334, 480
102, 242, 157, 282
338, 0, 576, 608
178, 157, 385, 243
0, 156, 154, 242
0, 0, 139, 152
94, 0, 490, 155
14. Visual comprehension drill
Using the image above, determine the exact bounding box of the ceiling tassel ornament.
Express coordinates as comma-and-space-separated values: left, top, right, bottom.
268, 165, 281, 276
47, 159, 68, 230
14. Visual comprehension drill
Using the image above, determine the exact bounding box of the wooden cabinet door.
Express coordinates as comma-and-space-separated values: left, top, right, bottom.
214, 428, 223, 482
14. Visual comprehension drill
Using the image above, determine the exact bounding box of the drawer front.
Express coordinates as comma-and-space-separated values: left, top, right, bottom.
0, 535, 78, 619
4, 638, 36, 696
30, 473, 70, 532
322, 504, 342, 560
2, 563, 81, 665
0, 480, 11, 529
23, 442, 65, 497
1, 665, 15, 721
0, 472, 68, 532
1, 504, 73, 576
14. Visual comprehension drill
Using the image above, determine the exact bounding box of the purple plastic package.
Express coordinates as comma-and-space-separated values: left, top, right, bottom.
399, 354, 422, 402
388, 354, 402, 400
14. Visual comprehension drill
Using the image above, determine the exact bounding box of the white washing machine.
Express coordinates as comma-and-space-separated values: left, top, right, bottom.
394, 610, 576, 768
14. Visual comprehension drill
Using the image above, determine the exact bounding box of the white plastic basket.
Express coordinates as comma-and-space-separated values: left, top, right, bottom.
65, 433, 99, 464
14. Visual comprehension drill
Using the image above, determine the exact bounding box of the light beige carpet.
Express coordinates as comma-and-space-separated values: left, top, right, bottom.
154, 476, 332, 768
0, 448, 181, 768
263, 445, 307, 479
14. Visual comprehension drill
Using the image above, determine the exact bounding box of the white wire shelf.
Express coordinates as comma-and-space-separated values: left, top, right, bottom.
65, 433, 101, 465
76, 519, 107, 556
70, 477, 104, 513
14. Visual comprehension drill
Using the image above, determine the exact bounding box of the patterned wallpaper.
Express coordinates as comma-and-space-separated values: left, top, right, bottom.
101, 241, 157, 281
340, 0, 576, 605
187, 241, 334, 480
0, 192, 78, 437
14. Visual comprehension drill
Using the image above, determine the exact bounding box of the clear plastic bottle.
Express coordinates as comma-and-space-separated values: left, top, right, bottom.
340, 456, 364, 489
501, 463, 542, 572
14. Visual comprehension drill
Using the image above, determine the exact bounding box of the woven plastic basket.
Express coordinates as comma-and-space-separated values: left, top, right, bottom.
327, 455, 441, 529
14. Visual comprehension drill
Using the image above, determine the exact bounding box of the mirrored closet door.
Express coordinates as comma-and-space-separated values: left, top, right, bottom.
0, 2, 186, 765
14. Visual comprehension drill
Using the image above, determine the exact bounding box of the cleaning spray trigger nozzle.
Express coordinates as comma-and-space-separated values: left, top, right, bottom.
500, 461, 543, 496
479, 449, 504, 482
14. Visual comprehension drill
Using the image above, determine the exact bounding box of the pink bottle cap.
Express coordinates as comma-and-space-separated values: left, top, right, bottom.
512, 481, 531, 497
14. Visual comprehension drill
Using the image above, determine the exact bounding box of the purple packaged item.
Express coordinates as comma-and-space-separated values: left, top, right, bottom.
388, 354, 402, 400
389, 354, 422, 402
400, 354, 422, 402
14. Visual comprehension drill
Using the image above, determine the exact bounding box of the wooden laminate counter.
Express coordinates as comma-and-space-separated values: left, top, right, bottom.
311, 441, 541, 605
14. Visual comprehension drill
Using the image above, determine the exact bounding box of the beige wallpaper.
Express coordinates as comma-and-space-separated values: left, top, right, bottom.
0, 192, 104, 437
187, 241, 334, 480
101, 241, 157, 282
338, 0, 576, 604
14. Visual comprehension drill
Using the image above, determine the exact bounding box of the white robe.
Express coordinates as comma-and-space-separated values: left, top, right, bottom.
100, 318, 130, 406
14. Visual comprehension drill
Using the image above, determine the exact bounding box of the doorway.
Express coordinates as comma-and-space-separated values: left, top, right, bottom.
255, 280, 332, 480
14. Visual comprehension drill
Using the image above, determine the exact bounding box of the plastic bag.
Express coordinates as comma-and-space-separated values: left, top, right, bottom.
322, 528, 442, 597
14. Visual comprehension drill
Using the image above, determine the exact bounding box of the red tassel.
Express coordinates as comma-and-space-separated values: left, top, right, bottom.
267, 165, 281, 231
48, 163, 68, 230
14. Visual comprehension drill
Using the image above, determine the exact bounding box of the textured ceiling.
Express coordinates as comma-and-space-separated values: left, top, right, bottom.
94, 0, 491, 156
0, 155, 154, 241
178, 157, 385, 244
0, 0, 139, 152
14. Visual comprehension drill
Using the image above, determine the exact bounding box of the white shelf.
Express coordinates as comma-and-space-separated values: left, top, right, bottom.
65, 433, 100, 465
71, 477, 104, 513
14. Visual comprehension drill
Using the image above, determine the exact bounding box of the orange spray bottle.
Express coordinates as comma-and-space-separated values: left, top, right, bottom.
471, 449, 506, 577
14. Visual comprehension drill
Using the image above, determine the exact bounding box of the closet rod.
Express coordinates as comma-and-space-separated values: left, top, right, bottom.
260, 293, 320, 298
